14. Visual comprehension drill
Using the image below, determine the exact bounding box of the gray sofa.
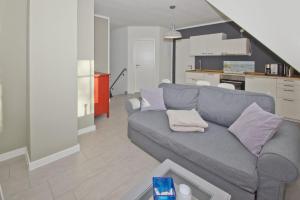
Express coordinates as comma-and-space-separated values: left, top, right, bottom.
126, 83, 300, 200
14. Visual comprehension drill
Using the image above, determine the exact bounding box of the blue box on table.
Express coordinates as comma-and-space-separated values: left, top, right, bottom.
152, 177, 176, 200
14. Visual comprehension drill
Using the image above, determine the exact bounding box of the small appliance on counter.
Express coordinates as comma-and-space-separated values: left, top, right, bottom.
265, 63, 294, 77
265, 64, 279, 75
287, 66, 295, 77
265, 64, 271, 75
270, 64, 278, 75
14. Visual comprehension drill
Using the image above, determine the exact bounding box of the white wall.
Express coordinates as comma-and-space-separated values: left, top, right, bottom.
0, 0, 28, 154
159, 28, 173, 82
175, 39, 195, 84
95, 16, 109, 73
28, 0, 78, 161
207, 0, 300, 72
78, 0, 94, 60
110, 27, 128, 95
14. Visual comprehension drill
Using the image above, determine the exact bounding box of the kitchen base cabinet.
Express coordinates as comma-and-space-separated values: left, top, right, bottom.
277, 84, 300, 100
245, 76, 300, 121
245, 77, 277, 99
277, 98, 300, 122
276, 78, 300, 122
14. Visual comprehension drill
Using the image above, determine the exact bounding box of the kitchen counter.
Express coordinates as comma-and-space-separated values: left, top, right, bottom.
186, 69, 300, 80
186, 69, 223, 74
244, 72, 300, 80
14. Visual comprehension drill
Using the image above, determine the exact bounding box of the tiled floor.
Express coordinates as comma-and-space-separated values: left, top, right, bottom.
0, 95, 299, 200
0, 95, 159, 200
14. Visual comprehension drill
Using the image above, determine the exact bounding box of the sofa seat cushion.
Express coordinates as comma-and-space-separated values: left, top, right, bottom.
128, 111, 258, 192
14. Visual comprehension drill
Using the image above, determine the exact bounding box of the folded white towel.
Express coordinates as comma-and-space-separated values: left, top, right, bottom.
169, 125, 205, 132
166, 109, 208, 132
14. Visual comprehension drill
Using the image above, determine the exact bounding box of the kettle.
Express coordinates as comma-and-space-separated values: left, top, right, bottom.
265, 64, 271, 75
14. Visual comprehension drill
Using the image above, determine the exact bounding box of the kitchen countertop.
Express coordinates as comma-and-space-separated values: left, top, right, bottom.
186, 69, 300, 80
186, 69, 223, 74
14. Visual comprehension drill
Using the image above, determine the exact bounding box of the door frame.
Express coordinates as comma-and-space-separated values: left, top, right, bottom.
133, 39, 156, 92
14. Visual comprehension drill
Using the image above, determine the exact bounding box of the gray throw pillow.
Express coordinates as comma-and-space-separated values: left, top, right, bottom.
229, 103, 283, 156
140, 88, 166, 111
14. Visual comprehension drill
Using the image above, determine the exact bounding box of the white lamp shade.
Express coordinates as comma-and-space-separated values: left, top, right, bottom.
164, 24, 182, 39
164, 30, 182, 39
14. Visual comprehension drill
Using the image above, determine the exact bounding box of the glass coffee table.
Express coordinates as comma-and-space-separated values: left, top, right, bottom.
122, 159, 231, 200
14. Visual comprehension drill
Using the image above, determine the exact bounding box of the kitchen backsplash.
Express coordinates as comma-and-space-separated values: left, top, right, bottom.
223, 61, 255, 74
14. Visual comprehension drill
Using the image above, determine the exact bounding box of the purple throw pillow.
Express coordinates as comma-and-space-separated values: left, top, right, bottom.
140, 88, 166, 111
229, 103, 283, 156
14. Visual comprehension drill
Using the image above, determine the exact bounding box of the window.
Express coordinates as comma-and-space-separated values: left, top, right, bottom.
77, 60, 94, 117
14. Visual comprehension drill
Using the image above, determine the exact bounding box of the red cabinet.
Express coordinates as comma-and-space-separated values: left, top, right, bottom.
94, 73, 110, 117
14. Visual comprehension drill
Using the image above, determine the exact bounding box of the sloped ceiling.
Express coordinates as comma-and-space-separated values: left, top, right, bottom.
95, 0, 228, 28
207, 0, 300, 72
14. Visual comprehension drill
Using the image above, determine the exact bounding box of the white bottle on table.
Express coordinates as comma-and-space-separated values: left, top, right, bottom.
178, 184, 192, 200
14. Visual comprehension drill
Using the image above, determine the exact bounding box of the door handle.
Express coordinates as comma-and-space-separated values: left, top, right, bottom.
283, 99, 294, 102
283, 85, 294, 87
283, 89, 294, 92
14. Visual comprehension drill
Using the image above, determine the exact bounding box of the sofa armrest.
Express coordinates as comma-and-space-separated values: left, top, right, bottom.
125, 98, 141, 116
257, 121, 300, 182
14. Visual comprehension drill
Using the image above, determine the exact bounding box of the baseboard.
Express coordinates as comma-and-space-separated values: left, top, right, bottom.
0, 144, 81, 171
78, 125, 96, 136
0, 184, 4, 200
0, 147, 27, 162
28, 144, 80, 171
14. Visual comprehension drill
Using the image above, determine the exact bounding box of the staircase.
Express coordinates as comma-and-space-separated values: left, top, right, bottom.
207, 0, 300, 72
110, 68, 127, 97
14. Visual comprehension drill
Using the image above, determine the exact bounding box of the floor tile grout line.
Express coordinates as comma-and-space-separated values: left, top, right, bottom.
73, 191, 79, 200
8, 164, 11, 180
49, 178, 82, 200
47, 180, 55, 200
47, 156, 114, 199
68, 152, 138, 199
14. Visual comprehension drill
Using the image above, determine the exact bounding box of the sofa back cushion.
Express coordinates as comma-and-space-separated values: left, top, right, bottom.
198, 86, 275, 127
159, 83, 199, 110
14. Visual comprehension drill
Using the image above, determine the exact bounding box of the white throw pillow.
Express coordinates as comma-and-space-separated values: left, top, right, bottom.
140, 88, 166, 111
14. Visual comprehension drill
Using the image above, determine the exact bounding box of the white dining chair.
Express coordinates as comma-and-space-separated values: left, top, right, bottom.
196, 80, 211, 86
218, 83, 235, 90
161, 79, 172, 84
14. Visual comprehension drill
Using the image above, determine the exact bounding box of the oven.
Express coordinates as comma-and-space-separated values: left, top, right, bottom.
220, 74, 245, 90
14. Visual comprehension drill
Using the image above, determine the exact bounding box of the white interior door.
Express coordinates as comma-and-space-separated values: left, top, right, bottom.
133, 39, 156, 92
